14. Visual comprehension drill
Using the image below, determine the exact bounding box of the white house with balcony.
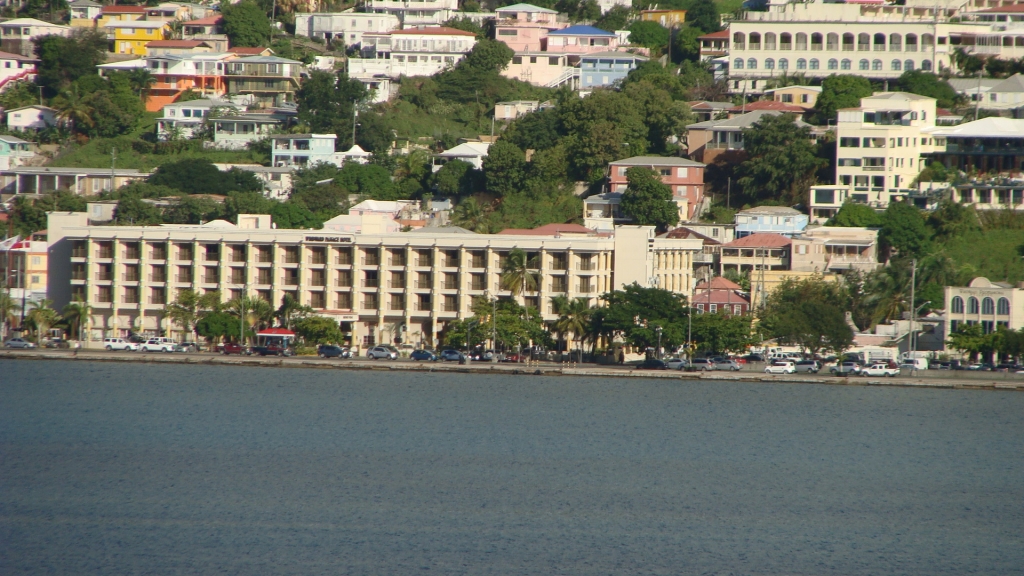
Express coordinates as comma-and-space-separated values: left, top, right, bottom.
364, 0, 460, 27
0, 18, 72, 57
270, 134, 339, 168
432, 141, 490, 172
211, 113, 287, 150
156, 98, 240, 141
349, 26, 477, 78
294, 11, 400, 47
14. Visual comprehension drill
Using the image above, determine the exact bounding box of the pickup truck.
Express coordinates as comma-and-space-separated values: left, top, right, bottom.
251, 344, 292, 357
861, 363, 900, 377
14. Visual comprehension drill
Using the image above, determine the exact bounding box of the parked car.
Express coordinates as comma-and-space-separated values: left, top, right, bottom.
861, 363, 900, 377
411, 349, 438, 361
103, 337, 137, 351
252, 344, 291, 356
471, 349, 495, 361
764, 361, 796, 374
637, 359, 668, 370
740, 353, 764, 362
964, 363, 985, 371
4, 337, 35, 349
665, 358, 689, 370
439, 349, 464, 362
794, 360, 821, 374
220, 342, 249, 355
140, 339, 174, 352
713, 358, 742, 371
501, 353, 525, 363
366, 346, 399, 360
690, 358, 716, 371
318, 345, 347, 359
830, 362, 862, 376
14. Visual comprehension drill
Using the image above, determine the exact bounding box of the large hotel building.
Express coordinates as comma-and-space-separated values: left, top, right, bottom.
47, 213, 703, 348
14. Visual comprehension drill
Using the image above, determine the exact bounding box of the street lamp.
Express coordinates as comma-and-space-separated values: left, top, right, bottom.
655, 325, 663, 360
909, 300, 931, 370
486, 290, 497, 363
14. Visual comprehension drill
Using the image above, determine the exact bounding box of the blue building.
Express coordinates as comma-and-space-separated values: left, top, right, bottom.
270, 134, 338, 167
579, 51, 647, 89
734, 206, 808, 238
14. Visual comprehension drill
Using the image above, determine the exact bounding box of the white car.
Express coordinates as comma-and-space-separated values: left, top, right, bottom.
103, 337, 138, 351
764, 361, 796, 374
665, 358, 689, 370
366, 345, 399, 360
140, 338, 174, 352
861, 363, 900, 377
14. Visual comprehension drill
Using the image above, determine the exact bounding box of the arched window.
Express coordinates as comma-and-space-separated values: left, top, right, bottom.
733, 31, 746, 49
748, 58, 757, 69
796, 32, 807, 50
998, 297, 1010, 315
750, 32, 761, 49
734, 58, 744, 69
982, 297, 995, 314
890, 33, 902, 51
906, 33, 918, 52
891, 59, 902, 71
779, 58, 789, 70
809, 58, 820, 70
859, 59, 870, 70
828, 58, 838, 70
811, 32, 823, 50
904, 59, 915, 71
952, 296, 964, 313
874, 33, 886, 50
765, 32, 777, 50
858, 33, 870, 50
796, 58, 807, 70
872, 59, 882, 70
765, 58, 775, 69
841, 59, 851, 70
968, 297, 979, 314
922, 59, 933, 71
780, 32, 792, 49
827, 33, 839, 50
842, 33, 855, 50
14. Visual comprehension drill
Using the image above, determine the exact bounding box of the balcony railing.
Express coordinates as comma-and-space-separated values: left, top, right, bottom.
175, 274, 192, 283
362, 278, 379, 288
416, 280, 432, 289
97, 250, 113, 259
72, 270, 88, 280
361, 256, 380, 266
442, 281, 458, 290
72, 249, 87, 258
121, 272, 140, 282
97, 272, 112, 281
415, 257, 433, 267
388, 256, 406, 267
576, 285, 594, 293
148, 273, 166, 283
388, 280, 406, 289
577, 261, 596, 271
416, 302, 431, 311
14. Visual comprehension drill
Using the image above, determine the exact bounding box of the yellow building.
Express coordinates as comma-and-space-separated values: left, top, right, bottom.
640, 9, 687, 28
107, 21, 170, 55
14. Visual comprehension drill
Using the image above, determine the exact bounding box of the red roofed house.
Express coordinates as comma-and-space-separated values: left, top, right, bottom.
727, 99, 809, 117
607, 156, 706, 220
698, 29, 729, 58
349, 26, 477, 78
182, 15, 228, 51
228, 46, 274, 57
720, 233, 792, 273
692, 276, 750, 314
98, 4, 145, 26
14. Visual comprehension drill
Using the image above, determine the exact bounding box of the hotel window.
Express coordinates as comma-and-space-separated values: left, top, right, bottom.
97, 286, 112, 303
336, 292, 352, 309
311, 292, 326, 309
443, 294, 458, 312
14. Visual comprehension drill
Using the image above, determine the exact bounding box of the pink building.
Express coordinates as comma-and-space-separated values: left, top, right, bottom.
692, 276, 750, 315
545, 25, 620, 54
494, 3, 568, 52
608, 156, 706, 220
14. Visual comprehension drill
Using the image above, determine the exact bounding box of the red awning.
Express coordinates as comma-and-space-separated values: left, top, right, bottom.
257, 328, 295, 336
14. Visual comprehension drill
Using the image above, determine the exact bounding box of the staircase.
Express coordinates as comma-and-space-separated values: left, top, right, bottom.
546, 68, 579, 89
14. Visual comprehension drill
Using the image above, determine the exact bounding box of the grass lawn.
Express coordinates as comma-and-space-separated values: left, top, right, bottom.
944, 229, 1024, 283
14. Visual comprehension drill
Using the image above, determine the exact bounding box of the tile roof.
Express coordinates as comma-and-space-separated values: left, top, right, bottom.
722, 233, 792, 248
974, 3, 1024, 12
228, 46, 270, 55
184, 15, 223, 25
695, 276, 743, 291
687, 109, 809, 131
495, 3, 559, 13
102, 5, 145, 12
146, 40, 208, 48
726, 100, 808, 113
660, 227, 720, 244
698, 30, 730, 39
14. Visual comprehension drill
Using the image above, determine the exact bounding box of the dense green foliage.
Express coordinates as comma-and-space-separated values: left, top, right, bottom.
814, 75, 874, 123
735, 113, 826, 205
760, 277, 855, 357
149, 159, 263, 195
33, 30, 107, 96
827, 202, 884, 227
619, 166, 678, 230
893, 71, 959, 109
686, 0, 722, 33
626, 21, 670, 50
222, 0, 273, 47
296, 70, 367, 150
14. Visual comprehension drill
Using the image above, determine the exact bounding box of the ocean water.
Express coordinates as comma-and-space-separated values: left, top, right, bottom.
1, 360, 1022, 575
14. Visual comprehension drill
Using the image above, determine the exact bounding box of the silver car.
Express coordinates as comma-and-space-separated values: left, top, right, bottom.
4, 337, 35, 349
794, 360, 821, 374
691, 358, 716, 371
713, 358, 742, 371
366, 345, 399, 360
665, 358, 690, 370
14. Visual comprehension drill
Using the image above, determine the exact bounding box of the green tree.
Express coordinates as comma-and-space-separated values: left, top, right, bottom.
947, 323, 985, 362
690, 311, 753, 355
827, 202, 884, 227
483, 140, 526, 197
500, 248, 540, 306
894, 71, 959, 109
551, 296, 591, 361
149, 159, 262, 195
760, 281, 855, 357
927, 200, 980, 240
432, 160, 483, 197
594, 5, 631, 32
880, 201, 931, 258
354, 110, 392, 154
686, 0, 721, 34
33, 29, 107, 94
26, 299, 58, 344
443, 16, 486, 39
814, 75, 873, 123
114, 197, 164, 225
556, 0, 601, 22
593, 284, 690, 350
51, 84, 95, 133
275, 293, 313, 329
672, 25, 703, 63
0, 81, 40, 111
270, 201, 322, 229
558, 90, 649, 181
294, 315, 344, 346
221, 0, 273, 48
502, 107, 561, 151
167, 289, 222, 341
735, 113, 825, 205
619, 166, 679, 231
296, 70, 368, 149
196, 311, 241, 345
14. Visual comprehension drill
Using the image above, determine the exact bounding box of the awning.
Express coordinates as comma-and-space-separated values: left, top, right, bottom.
824, 239, 874, 246
257, 328, 295, 336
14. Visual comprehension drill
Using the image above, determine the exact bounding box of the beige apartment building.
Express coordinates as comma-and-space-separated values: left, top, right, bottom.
944, 277, 1024, 344
47, 213, 702, 348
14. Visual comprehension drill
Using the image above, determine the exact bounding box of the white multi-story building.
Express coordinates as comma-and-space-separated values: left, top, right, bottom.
834, 92, 939, 206
364, 0, 459, 27
46, 213, 703, 348
726, 2, 990, 94
294, 11, 400, 47
156, 98, 239, 141
945, 277, 1024, 343
349, 26, 477, 78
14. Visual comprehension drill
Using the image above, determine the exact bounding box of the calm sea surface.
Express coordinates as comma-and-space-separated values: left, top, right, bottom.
1, 360, 1022, 575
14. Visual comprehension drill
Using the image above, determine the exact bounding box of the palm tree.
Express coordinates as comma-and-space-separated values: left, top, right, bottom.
502, 248, 540, 357
549, 295, 571, 354
865, 265, 911, 324
62, 299, 92, 342
52, 85, 95, 133
127, 68, 156, 100
0, 288, 18, 341
167, 289, 221, 342
275, 293, 312, 330
451, 198, 490, 233
26, 299, 58, 345
226, 295, 274, 344
554, 297, 591, 363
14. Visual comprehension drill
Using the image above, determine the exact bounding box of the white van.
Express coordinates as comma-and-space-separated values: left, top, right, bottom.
900, 357, 928, 371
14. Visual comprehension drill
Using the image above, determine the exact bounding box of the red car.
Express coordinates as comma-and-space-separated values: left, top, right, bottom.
221, 342, 250, 355
501, 353, 525, 363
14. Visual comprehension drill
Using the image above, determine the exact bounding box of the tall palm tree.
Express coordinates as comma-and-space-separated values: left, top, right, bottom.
62, 299, 92, 342
451, 198, 490, 233
52, 85, 95, 132
554, 297, 591, 363
167, 289, 221, 342
226, 295, 274, 344
0, 289, 18, 341
501, 248, 540, 357
27, 298, 58, 345
127, 68, 156, 100
865, 265, 912, 324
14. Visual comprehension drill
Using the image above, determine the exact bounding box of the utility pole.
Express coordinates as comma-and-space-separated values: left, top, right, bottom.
727, 177, 731, 209
974, 69, 983, 120
110, 147, 117, 192
487, 290, 496, 363
909, 258, 917, 372
351, 107, 358, 147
